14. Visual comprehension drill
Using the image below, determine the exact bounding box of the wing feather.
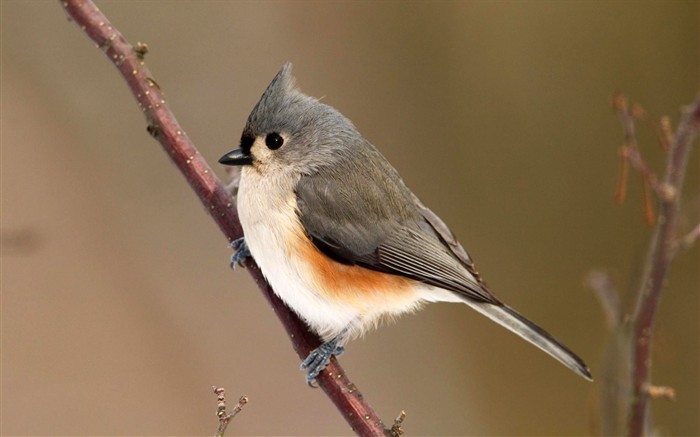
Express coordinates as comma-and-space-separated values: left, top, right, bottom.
294, 158, 591, 380
294, 163, 498, 304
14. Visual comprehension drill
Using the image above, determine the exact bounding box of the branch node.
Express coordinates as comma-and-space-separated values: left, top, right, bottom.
658, 183, 677, 203
134, 41, 149, 59
673, 222, 700, 254
385, 410, 406, 437
98, 33, 116, 52
145, 77, 162, 92
212, 386, 248, 437
646, 385, 676, 401
146, 123, 160, 139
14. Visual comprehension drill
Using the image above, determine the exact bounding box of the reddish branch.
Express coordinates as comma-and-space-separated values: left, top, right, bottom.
59, 1, 386, 435
620, 94, 700, 436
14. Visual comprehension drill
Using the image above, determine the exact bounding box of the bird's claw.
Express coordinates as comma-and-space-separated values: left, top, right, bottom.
300, 340, 345, 387
229, 237, 251, 269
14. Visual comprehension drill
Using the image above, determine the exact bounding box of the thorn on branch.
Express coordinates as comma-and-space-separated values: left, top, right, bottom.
146, 122, 160, 139
145, 77, 162, 92
134, 41, 149, 60
673, 222, 700, 254
647, 385, 676, 401
212, 386, 248, 437
385, 410, 406, 437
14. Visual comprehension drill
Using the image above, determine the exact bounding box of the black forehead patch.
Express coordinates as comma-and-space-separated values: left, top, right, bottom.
240, 134, 255, 153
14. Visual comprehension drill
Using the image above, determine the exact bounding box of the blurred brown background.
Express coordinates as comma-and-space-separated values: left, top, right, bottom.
2, 1, 698, 436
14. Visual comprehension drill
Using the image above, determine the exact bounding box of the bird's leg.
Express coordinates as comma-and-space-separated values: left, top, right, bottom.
300, 332, 348, 387
229, 237, 251, 269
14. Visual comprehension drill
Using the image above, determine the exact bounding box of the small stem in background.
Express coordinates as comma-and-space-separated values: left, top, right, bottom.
613, 94, 700, 437
673, 221, 700, 255
586, 270, 621, 331
614, 146, 630, 205
212, 386, 248, 437
641, 174, 656, 226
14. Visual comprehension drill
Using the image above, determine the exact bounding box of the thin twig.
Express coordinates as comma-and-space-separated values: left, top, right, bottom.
646, 385, 676, 402
212, 386, 248, 437
613, 94, 663, 201
673, 221, 700, 255
387, 410, 406, 437
59, 1, 386, 435
626, 94, 700, 437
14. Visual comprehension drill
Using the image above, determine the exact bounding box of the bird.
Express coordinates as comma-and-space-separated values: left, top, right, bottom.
219, 63, 592, 386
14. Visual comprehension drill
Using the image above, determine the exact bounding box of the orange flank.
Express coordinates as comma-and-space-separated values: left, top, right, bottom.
288, 226, 415, 307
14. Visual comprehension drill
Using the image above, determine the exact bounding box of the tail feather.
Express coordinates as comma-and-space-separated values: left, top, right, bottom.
466, 300, 593, 381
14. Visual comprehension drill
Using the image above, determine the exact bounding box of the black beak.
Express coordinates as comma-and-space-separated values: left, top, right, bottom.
218, 148, 253, 166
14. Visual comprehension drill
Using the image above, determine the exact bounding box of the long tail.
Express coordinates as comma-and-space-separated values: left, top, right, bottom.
465, 300, 593, 381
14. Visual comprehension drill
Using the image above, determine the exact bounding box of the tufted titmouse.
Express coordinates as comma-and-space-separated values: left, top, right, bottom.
219, 64, 592, 385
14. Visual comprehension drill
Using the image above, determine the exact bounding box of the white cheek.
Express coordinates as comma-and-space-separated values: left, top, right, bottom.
251, 138, 273, 163
250, 133, 292, 166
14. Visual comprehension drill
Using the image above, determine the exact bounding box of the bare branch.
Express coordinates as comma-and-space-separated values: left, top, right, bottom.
212, 386, 248, 437
625, 94, 700, 436
59, 1, 386, 435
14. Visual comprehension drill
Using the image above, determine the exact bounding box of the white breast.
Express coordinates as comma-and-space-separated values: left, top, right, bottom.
237, 167, 361, 340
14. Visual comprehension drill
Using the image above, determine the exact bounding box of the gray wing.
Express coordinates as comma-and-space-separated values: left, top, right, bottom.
295, 162, 593, 381
294, 162, 498, 304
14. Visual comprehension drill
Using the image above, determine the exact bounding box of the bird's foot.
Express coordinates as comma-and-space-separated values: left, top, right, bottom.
300, 339, 345, 387
229, 237, 251, 269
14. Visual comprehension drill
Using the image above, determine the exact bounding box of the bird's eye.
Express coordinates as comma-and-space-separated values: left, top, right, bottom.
265, 133, 284, 150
